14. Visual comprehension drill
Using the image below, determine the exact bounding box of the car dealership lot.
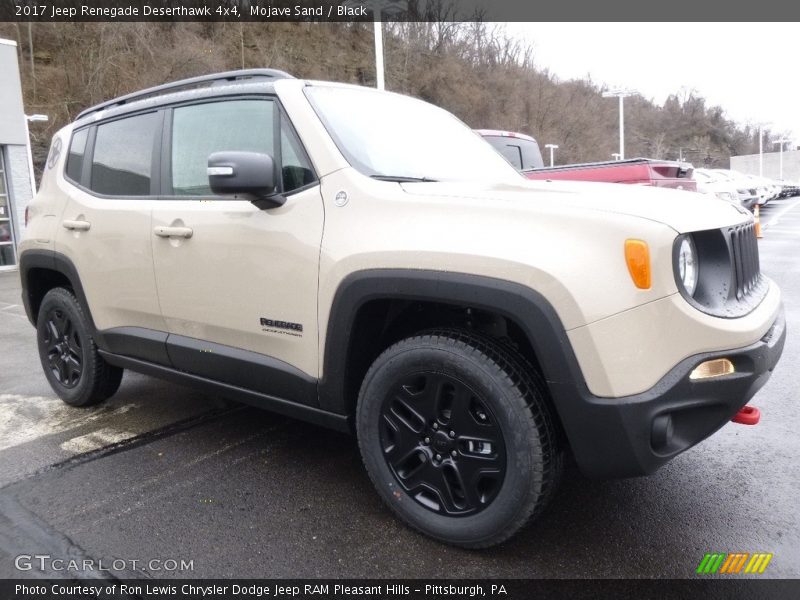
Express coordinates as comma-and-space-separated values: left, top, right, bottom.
0, 198, 798, 579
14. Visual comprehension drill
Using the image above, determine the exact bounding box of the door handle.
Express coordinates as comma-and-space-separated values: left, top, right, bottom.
62, 220, 91, 231
154, 226, 193, 239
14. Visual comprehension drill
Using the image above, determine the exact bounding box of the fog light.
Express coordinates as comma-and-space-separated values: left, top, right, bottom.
689, 358, 735, 380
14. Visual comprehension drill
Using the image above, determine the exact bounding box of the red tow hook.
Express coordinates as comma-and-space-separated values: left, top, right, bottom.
732, 405, 760, 425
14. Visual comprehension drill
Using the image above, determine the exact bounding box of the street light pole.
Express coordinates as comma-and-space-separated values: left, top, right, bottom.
344, 0, 401, 90
373, 17, 384, 90
544, 144, 559, 167
754, 122, 772, 178
618, 95, 624, 160
603, 89, 636, 160
774, 138, 790, 180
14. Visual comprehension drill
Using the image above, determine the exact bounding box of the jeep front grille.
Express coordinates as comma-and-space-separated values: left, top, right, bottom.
729, 222, 761, 300
676, 223, 766, 319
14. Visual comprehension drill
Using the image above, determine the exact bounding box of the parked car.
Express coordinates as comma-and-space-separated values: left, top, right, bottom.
711, 170, 760, 210
779, 180, 800, 197
693, 168, 743, 206
20, 70, 785, 548
477, 130, 697, 191
742, 174, 773, 206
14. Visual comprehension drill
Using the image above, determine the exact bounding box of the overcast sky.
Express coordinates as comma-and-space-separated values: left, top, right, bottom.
504, 23, 799, 145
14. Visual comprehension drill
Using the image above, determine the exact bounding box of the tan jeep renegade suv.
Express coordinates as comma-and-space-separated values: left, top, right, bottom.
19, 70, 785, 548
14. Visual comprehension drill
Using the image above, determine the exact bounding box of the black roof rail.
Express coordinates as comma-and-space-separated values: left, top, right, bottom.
76, 68, 294, 120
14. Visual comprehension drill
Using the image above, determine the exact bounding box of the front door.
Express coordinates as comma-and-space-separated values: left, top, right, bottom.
151, 98, 323, 403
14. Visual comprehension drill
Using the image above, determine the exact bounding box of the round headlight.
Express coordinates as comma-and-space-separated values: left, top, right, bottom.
677, 236, 698, 296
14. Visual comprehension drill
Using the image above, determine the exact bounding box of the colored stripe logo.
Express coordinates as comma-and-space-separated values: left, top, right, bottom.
696, 552, 773, 574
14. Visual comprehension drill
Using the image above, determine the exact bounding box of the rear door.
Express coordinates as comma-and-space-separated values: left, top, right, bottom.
151, 97, 323, 404
55, 111, 168, 347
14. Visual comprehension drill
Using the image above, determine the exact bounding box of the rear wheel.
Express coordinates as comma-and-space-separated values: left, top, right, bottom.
36, 287, 123, 407
356, 329, 562, 548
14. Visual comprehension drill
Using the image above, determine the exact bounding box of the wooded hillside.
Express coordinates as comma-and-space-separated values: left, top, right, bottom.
0, 21, 779, 175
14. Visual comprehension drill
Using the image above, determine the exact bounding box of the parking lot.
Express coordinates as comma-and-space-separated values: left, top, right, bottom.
0, 198, 798, 580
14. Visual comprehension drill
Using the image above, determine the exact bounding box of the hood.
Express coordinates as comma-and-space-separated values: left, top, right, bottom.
400, 178, 750, 234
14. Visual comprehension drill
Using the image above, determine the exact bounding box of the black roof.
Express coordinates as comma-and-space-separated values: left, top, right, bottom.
75, 69, 294, 122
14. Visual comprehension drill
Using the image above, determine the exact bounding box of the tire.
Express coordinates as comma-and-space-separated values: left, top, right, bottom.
36, 287, 123, 407
356, 328, 562, 548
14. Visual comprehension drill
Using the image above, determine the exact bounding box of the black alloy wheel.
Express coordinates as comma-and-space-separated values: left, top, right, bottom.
357, 329, 562, 548
42, 307, 83, 388
36, 287, 123, 407
380, 371, 506, 516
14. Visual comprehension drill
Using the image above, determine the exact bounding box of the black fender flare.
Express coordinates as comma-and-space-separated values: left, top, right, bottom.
18, 249, 98, 334
317, 269, 588, 418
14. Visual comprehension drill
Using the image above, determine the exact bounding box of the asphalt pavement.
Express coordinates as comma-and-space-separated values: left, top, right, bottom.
0, 198, 798, 579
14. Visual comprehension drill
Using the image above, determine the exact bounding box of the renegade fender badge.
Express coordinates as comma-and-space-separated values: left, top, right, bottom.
260, 317, 303, 336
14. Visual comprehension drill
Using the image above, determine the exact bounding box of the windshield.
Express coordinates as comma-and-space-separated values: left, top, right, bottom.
306, 85, 523, 183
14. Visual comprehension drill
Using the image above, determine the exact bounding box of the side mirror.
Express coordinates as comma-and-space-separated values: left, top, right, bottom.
207, 151, 285, 209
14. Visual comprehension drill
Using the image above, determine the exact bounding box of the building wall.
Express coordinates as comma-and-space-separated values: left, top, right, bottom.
730, 150, 800, 181
0, 40, 26, 146
5, 144, 33, 242
0, 38, 33, 269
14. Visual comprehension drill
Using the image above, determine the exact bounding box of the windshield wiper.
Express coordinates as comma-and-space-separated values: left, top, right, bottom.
370, 175, 439, 183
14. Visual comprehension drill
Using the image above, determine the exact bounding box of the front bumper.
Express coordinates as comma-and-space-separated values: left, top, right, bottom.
554, 307, 785, 479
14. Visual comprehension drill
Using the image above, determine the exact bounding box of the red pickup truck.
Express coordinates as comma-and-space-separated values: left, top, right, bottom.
477, 129, 697, 191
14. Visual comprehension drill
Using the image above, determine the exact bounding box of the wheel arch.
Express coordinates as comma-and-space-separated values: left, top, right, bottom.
318, 270, 588, 426
19, 249, 97, 333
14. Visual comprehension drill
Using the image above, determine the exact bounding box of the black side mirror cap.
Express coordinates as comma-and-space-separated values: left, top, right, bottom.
207, 151, 285, 209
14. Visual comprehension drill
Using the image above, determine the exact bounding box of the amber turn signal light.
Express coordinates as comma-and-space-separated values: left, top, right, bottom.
624, 239, 651, 289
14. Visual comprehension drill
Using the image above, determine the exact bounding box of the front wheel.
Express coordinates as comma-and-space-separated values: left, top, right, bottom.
356, 329, 562, 548
36, 287, 123, 407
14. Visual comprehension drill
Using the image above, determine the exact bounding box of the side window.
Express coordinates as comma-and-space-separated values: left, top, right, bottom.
280, 115, 316, 193
485, 136, 523, 170
171, 100, 275, 196
90, 112, 159, 196
519, 139, 545, 170
500, 143, 524, 170
65, 128, 88, 183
